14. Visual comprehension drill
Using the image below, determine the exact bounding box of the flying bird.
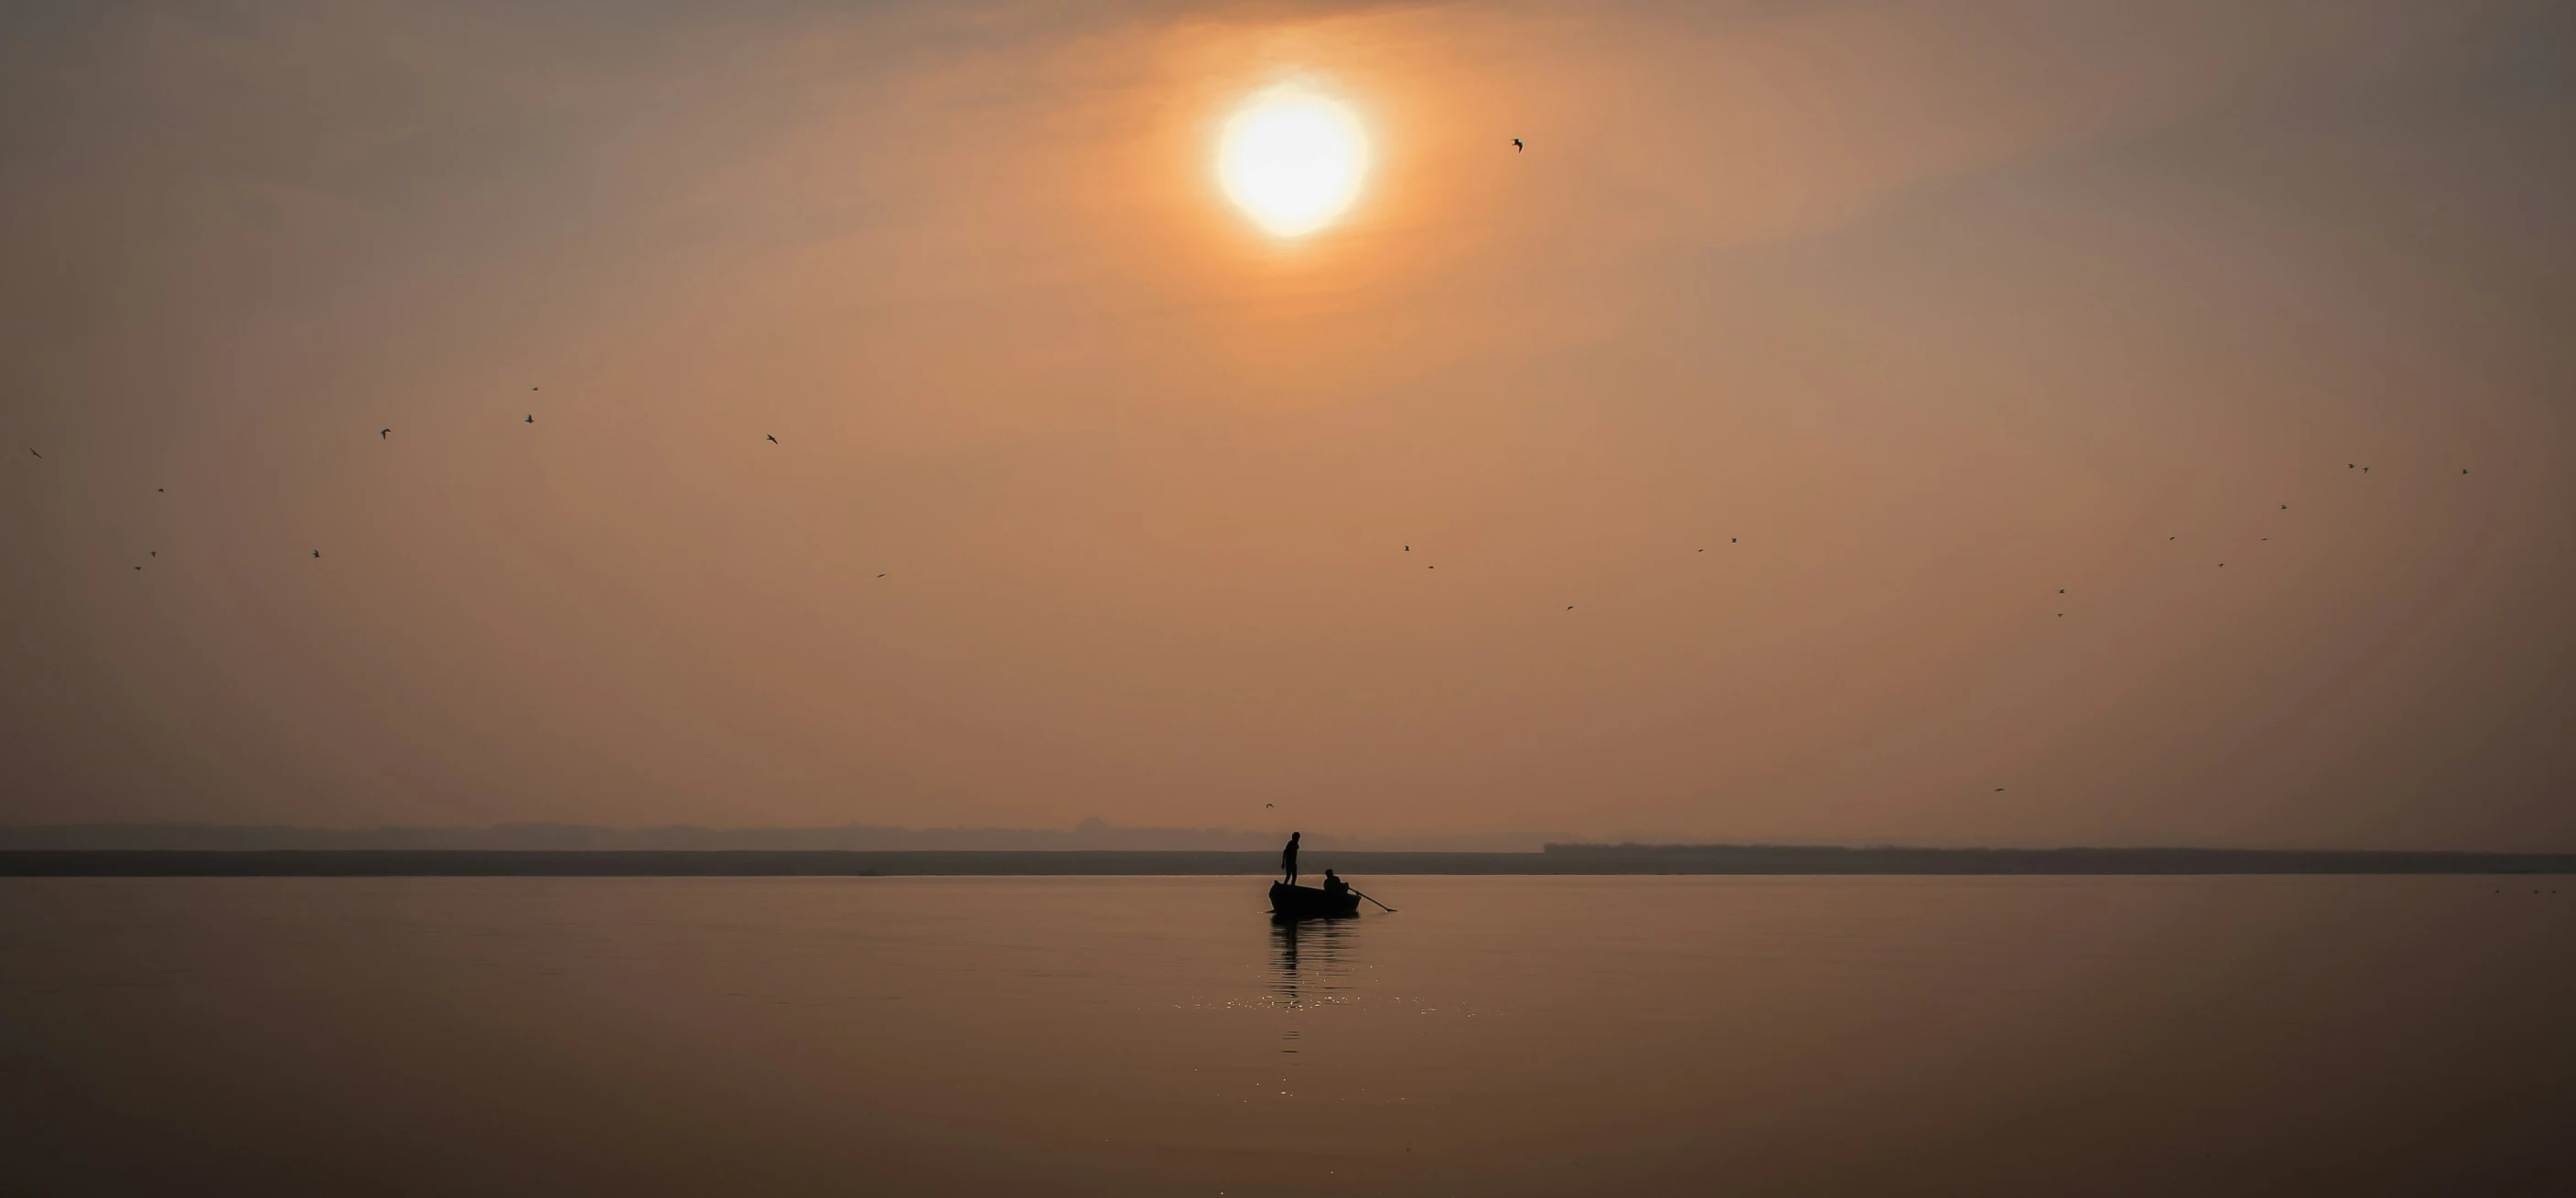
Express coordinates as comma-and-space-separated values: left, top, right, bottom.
381, 428, 390, 439
1567, 606, 1574, 610
1404, 545, 1409, 551
1995, 787, 2005, 792
877, 573, 886, 577
1512, 138, 1524, 152
27, 448, 38, 459
156, 488, 163, 492
524, 415, 534, 424
2462, 469, 2470, 474
2058, 588, 2065, 594
1265, 803, 1275, 808
134, 566, 142, 571
2362, 466, 2370, 473
312, 550, 321, 558
766, 435, 777, 444
1730, 537, 1738, 543
2280, 504, 2289, 510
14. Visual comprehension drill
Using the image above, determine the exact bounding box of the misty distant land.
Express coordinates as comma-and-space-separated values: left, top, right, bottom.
1, 823, 2567, 876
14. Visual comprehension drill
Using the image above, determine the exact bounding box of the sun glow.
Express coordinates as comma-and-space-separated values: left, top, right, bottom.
1217, 85, 1370, 237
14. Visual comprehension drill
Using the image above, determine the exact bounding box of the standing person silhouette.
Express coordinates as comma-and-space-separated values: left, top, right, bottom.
1280, 832, 1301, 885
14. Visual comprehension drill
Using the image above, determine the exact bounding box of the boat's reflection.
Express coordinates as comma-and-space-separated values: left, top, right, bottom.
1268, 912, 1358, 1008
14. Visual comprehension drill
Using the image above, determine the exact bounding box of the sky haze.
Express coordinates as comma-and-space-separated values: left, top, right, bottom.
5, 0, 2572, 848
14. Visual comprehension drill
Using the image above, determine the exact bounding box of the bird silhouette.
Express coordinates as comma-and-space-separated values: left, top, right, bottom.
2280, 504, 2289, 510
27, 448, 38, 459
1404, 545, 1409, 551
2057, 612, 2064, 617
2362, 466, 2369, 473
1265, 803, 1275, 808
766, 435, 777, 444
312, 550, 321, 558
2462, 469, 2469, 474
1995, 787, 2005, 792
524, 415, 534, 424
1512, 137, 1524, 152
877, 573, 886, 577
156, 488, 163, 492
134, 566, 142, 571
1567, 605, 1574, 610
381, 428, 390, 439
2219, 562, 2226, 567
1730, 537, 1738, 543
2059, 588, 2065, 594
148, 551, 156, 557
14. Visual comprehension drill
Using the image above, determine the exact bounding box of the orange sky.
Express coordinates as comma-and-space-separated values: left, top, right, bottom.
4, 0, 2571, 847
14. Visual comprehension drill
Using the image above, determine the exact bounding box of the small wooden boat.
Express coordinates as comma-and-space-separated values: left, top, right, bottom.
1269, 880, 1362, 920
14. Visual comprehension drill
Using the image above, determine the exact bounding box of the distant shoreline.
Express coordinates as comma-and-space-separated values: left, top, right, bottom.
3, 847, 2571, 877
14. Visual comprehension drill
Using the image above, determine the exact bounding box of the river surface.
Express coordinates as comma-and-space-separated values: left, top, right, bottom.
2, 875, 2568, 1195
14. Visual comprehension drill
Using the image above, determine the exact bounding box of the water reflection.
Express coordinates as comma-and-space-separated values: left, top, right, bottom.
1267, 912, 1359, 1009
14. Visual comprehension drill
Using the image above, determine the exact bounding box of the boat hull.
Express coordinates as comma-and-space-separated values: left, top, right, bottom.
1269, 881, 1362, 919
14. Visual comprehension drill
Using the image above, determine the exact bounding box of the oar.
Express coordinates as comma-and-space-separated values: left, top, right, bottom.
1351, 888, 1396, 912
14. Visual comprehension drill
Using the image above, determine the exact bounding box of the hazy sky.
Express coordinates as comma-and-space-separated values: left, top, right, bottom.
4, 0, 2571, 847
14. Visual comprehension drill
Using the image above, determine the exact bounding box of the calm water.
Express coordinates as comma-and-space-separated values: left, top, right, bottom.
2, 876, 2568, 1196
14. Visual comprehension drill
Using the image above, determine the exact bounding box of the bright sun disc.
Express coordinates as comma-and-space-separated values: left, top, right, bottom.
1218, 86, 1368, 237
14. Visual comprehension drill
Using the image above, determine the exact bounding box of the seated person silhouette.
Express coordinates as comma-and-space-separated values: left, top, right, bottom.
1321, 869, 1349, 901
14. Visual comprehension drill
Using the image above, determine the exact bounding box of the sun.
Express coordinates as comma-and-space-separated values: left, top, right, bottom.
1217, 84, 1370, 238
